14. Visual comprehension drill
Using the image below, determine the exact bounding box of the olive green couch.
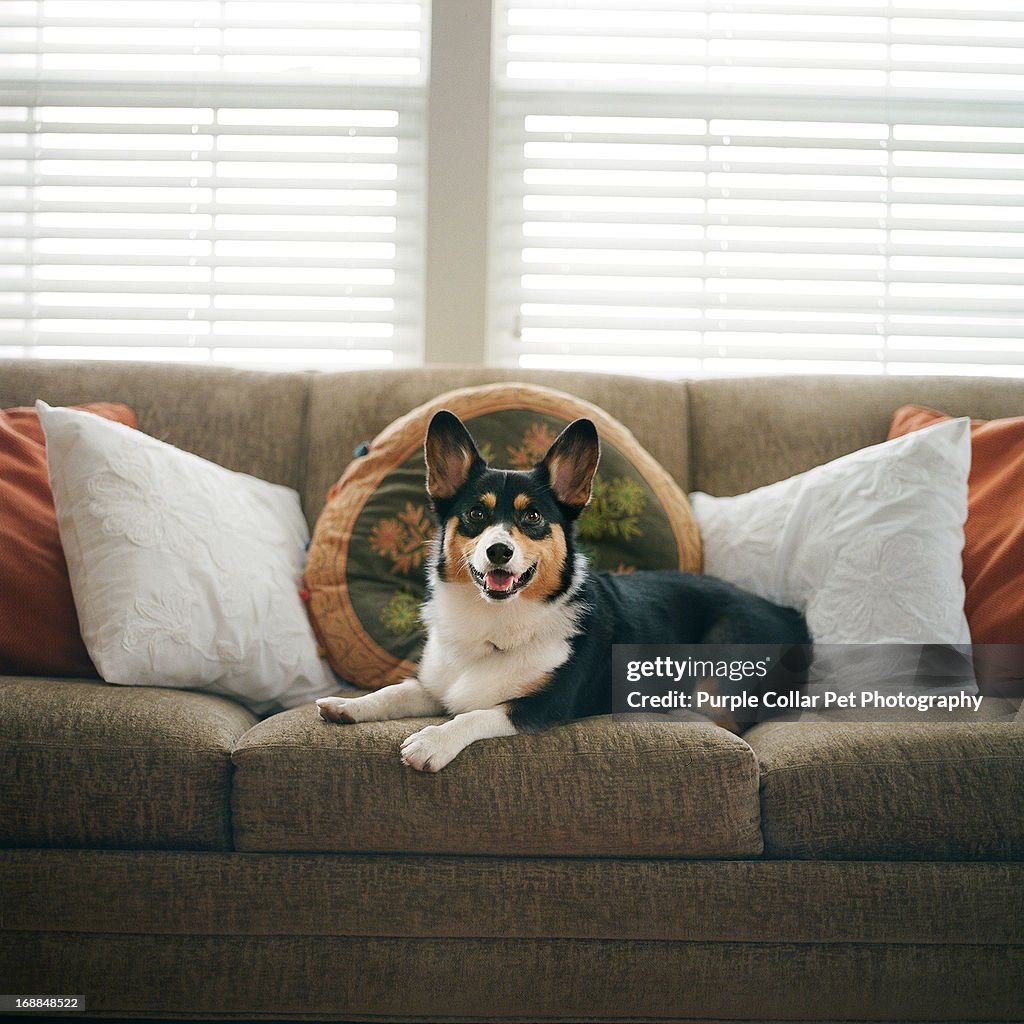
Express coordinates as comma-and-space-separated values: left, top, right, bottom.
1, 359, 1022, 1022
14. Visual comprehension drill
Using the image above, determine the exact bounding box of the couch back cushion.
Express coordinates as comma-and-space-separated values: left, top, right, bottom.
688, 374, 1024, 495
0, 358, 310, 503
302, 367, 691, 526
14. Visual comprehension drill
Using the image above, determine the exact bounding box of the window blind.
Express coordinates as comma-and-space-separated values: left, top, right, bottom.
0, 0, 427, 368
490, 1, 1024, 377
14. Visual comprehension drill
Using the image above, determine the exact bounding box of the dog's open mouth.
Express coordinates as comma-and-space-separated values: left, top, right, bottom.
471, 563, 537, 599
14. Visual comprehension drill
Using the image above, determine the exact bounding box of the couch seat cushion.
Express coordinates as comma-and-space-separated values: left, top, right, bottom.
0, 677, 256, 850
232, 710, 763, 857
747, 720, 1024, 859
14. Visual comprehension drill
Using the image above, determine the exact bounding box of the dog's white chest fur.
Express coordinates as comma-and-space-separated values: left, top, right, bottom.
417, 579, 581, 714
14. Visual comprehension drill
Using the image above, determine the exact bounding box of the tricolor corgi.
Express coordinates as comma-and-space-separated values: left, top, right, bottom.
316, 410, 811, 771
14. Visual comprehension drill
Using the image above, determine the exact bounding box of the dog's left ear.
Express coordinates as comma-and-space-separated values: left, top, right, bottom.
540, 418, 600, 515
425, 409, 485, 501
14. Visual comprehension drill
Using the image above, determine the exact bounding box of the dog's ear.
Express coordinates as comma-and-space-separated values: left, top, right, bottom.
425, 410, 485, 501
540, 418, 600, 515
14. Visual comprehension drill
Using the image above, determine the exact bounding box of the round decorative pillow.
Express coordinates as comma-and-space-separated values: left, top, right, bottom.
304, 383, 702, 690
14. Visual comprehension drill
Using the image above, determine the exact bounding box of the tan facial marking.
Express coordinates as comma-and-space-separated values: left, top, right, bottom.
480, 492, 497, 509
443, 516, 474, 584
513, 493, 530, 511
510, 523, 568, 601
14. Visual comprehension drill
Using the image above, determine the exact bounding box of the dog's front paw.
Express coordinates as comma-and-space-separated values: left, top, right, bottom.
316, 696, 361, 724
400, 724, 457, 773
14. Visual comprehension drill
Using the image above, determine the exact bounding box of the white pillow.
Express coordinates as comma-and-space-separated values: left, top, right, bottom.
38, 401, 335, 715
689, 417, 972, 646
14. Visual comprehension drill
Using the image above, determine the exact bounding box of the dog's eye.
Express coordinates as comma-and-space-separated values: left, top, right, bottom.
522, 508, 543, 526
466, 506, 487, 523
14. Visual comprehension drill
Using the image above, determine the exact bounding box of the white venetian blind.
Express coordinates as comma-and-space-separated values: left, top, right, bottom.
490, 0, 1024, 377
0, 0, 427, 368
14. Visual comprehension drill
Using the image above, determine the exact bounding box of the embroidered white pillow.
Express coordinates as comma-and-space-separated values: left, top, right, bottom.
689, 417, 972, 646
38, 401, 335, 715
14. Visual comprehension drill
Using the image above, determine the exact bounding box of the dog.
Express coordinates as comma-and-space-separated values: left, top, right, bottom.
316, 410, 811, 771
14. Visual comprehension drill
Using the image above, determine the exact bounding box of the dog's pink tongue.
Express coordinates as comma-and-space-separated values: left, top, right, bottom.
486, 570, 516, 592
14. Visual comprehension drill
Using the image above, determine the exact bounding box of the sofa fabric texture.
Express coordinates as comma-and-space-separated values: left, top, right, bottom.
5, 932, 1022, 1022
7, 849, 1022, 944
688, 373, 1024, 497
748, 720, 1024, 860
1, 359, 1022, 1023
232, 711, 762, 856
0, 361, 311, 499
0, 676, 255, 850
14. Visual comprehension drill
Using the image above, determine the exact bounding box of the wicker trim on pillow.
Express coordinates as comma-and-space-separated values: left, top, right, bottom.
304, 383, 700, 690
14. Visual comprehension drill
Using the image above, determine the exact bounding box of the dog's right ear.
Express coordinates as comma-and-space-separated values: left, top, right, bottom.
424, 410, 485, 501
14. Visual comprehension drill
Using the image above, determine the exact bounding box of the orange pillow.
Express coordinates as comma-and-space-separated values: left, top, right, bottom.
890, 404, 1024, 643
0, 402, 137, 676
890, 405, 1024, 695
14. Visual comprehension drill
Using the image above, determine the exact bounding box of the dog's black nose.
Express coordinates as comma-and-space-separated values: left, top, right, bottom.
486, 542, 514, 565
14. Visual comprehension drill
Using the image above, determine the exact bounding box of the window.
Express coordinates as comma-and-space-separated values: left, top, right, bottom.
489, 1, 1024, 376
3, 2, 1023, 377
0, 0, 427, 368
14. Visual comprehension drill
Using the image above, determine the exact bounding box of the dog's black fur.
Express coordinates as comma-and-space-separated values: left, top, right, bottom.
428, 411, 812, 731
